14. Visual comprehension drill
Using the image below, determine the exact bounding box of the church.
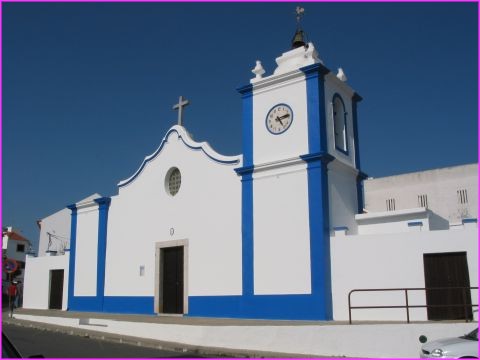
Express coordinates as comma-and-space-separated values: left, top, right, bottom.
23, 22, 477, 322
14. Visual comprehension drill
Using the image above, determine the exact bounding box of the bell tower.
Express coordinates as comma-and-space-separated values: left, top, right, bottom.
234, 8, 365, 320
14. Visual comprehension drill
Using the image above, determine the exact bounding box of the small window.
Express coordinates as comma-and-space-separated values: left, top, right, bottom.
166, 167, 181, 196
386, 198, 396, 211
418, 194, 428, 208
332, 94, 348, 154
457, 189, 468, 204
16, 244, 25, 253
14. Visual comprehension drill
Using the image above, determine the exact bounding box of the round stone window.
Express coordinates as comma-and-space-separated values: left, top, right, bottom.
166, 167, 181, 196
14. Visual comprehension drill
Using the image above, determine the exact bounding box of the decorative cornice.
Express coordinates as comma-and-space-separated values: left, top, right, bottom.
118, 126, 242, 188
300, 152, 335, 165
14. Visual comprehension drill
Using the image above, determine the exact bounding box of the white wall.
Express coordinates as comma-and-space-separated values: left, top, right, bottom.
328, 160, 359, 234
253, 161, 311, 295
252, 71, 309, 165
105, 126, 242, 299
74, 203, 99, 296
330, 225, 478, 321
364, 164, 478, 226
324, 73, 357, 169
23, 253, 69, 310
38, 207, 71, 256
356, 207, 430, 235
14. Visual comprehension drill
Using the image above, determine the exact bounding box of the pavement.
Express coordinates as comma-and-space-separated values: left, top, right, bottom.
2, 308, 324, 358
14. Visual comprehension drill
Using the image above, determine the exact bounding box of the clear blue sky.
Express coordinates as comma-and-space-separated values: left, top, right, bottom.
3, 2, 478, 250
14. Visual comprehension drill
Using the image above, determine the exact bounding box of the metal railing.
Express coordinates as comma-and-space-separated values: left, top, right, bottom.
348, 286, 478, 324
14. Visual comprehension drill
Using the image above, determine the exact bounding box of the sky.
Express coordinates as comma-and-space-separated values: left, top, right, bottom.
2, 2, 478, 251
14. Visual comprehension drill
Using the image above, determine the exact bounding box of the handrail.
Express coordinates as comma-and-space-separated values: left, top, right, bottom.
348, 286, 478, 324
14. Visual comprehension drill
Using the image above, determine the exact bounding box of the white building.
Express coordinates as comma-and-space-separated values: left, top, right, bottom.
2, 227, 32, 293
23, 30, 477, 322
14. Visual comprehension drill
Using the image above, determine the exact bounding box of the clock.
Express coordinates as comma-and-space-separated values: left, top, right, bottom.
265, 103, 293, 135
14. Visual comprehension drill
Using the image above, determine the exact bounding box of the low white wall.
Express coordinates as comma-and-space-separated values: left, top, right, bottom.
22, 254, 69, 310
331, 226, 478, 321
13, 313, 477, 358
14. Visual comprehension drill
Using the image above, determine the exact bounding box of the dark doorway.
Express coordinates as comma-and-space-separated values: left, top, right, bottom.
162, 246, 184, 314
423, 252, 472, 320
49, 269, 64, 310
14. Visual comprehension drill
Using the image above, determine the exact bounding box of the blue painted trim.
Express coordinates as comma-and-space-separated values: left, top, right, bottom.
234, 165, 254, 297
67, 198, 111, 312
300, 153, 334, 320
103, 296, 154, 315
119, 129, 240, 188
301, 63, 329, 154
332, 93, 349, 155
265, 103, 294, 135
352, 93, 362, 170
300, 62, 334, 321
333, 226, 349, 231
66, 204, 77, 311
237, 84, 253, 167
408, 221, 423, 227
462, 218, 477, 224
188, 294, 332, 321
94, 197, 111, 311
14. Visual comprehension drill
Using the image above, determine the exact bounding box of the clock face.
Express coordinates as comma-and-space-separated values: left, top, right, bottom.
265, 103, 293, 135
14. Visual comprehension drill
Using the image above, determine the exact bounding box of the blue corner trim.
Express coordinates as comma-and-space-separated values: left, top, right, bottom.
237, 84, 253, 167
333, 226, 349, 231
67, 204, 77, 311
301, 63, 328, 155
332, 93, 349, 155
462, 218, 477, 224
408, 221, 423, 227
119, 128, 240, 188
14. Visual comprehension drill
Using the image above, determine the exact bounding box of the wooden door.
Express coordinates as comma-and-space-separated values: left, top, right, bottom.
162, 246, 184, 314
49, 269, 64, 310
423, 252, 472, 320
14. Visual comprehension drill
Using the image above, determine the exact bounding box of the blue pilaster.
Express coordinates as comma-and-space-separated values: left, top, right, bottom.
94, 197, 111, 311
66, 204, 77, 310
67, 197, 111, 312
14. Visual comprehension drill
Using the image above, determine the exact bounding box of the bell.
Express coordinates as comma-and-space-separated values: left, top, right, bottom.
291, 29, 306, 49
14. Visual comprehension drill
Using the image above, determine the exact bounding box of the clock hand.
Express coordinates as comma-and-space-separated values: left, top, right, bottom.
275, 116, 284, 126
278, 113, 290, 120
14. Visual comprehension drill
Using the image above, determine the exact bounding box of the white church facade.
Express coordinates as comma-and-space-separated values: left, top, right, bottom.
23, 33, 478, 322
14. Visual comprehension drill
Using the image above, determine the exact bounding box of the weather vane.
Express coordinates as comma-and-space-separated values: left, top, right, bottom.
295, 6, 305, 28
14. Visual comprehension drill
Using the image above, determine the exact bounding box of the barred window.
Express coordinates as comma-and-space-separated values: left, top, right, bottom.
418, 194, 428, 208
386, 198, 396, 211
166, 168, 181, 196
457, 189, 468, 204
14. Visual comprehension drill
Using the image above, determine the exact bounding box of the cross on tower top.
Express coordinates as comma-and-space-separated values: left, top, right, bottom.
172, 95, 190, 127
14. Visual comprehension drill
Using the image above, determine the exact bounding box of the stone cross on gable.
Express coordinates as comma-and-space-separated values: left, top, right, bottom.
172, 96, 190, 127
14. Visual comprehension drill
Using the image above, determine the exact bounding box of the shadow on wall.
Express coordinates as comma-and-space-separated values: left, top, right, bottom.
428, 210, 450, 230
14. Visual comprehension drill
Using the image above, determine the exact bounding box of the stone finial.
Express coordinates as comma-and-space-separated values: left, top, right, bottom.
251, 60, 265, 80
336, 67, 347, 82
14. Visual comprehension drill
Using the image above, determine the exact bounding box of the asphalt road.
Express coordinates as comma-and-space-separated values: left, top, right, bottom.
3, 323, 205, 358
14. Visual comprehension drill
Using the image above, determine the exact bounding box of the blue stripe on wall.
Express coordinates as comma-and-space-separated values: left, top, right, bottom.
67, 198, 111, 312
301, 63, 329, 154
300, 153, 334, 320
66, 204, 77, 311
